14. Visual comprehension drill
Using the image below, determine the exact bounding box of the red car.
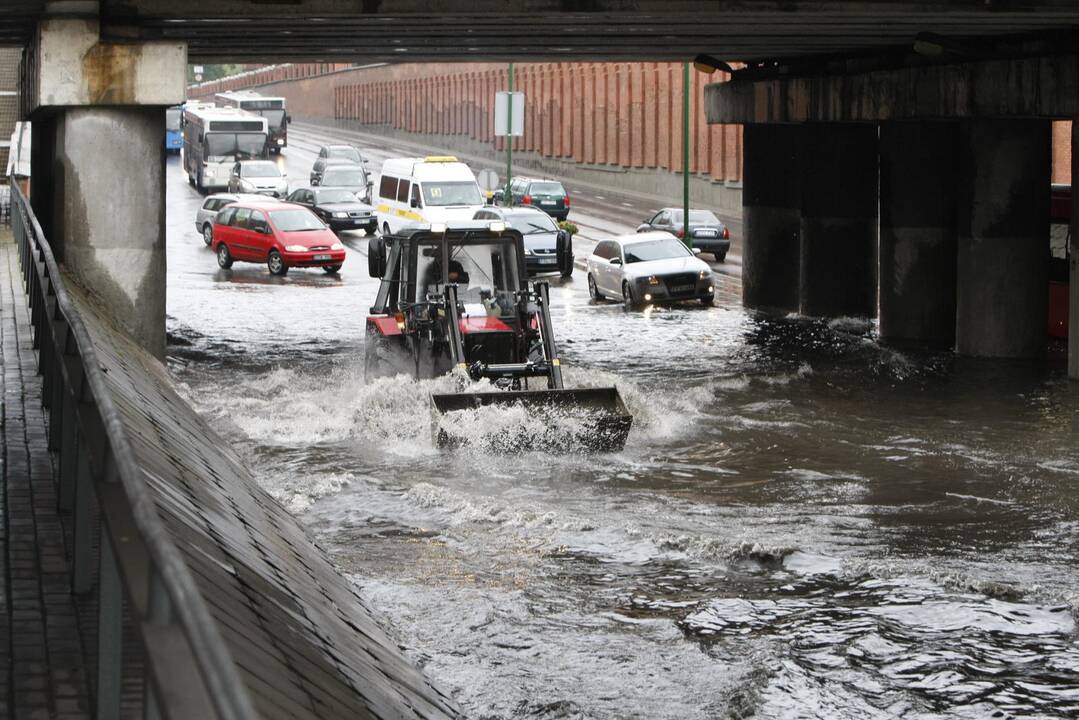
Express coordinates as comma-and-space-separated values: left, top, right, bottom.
212, 200, 346, 276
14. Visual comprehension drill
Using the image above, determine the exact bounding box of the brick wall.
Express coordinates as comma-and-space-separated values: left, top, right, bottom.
190, 62, 744, 185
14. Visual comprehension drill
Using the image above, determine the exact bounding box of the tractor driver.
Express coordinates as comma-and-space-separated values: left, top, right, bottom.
422, 256, 469, 297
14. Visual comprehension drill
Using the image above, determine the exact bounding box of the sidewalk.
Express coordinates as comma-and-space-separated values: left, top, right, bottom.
0, 225, 93, 719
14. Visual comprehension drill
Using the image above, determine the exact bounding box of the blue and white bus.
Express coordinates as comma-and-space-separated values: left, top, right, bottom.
165, 105, 183, 152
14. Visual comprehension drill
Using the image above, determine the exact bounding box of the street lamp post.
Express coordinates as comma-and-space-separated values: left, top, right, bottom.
505, 62, 514, 206
682, 61, 691, 249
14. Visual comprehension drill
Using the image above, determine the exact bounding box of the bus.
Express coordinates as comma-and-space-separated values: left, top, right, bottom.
215, 91, 289, 153
182, 106, 269, 192
165, 105, 183, 152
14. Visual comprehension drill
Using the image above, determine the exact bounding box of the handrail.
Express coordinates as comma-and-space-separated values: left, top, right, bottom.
10, 180, 256, 719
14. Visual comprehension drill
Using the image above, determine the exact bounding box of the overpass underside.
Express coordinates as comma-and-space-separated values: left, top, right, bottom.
706, 42, 1079, 376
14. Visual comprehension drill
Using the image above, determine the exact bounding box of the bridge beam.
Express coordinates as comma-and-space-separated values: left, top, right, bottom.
26, 14, 185, 359
956, 120, 1050, 359
879, 121, 958, 349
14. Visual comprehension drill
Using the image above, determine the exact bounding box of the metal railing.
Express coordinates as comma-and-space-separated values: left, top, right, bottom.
11, 181, 256, 720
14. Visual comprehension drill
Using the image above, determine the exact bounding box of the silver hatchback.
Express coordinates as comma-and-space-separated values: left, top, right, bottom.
195, 192, 269, 246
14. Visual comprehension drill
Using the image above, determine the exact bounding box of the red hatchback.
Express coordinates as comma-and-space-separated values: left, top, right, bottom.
212, 201, 347, 276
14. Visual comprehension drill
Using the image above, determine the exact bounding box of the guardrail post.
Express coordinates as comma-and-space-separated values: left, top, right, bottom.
97, 534, 124, 719
71, 443, 95, 594
143, 569, 170, 720
57, 385, 78, 512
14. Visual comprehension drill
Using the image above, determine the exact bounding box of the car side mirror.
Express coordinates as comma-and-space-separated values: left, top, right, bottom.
692, 247, 702, 255
311, 178, 319, 186
285, 115, 293, 123
610, 257, 622, 266
410, 197, 420, 209
636, 224, 650, 233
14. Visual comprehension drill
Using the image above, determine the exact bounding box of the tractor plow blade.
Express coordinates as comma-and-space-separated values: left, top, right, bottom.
431, 387, 632, 452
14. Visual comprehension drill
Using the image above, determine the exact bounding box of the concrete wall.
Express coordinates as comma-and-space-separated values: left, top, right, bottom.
190, 62, 745, 209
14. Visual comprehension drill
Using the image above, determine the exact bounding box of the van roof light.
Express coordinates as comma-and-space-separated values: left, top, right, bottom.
489, 221, 506, 233
424, 155, 458, 163
430, 222, 448, 234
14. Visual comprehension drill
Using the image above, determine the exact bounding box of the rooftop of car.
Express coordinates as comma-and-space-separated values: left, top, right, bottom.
613, 231, 681, 245
491, 206, 550, 216
224, 200, 300, 212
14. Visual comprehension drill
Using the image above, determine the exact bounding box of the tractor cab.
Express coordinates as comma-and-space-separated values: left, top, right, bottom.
365, 223, 631, 451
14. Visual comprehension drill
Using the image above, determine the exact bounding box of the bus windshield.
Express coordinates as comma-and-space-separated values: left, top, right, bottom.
205, 132, 266, 161
422, 182, 483, 207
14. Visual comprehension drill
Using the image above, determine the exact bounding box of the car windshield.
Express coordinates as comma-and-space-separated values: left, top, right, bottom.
269, 209, 324, 232
165, 108, 181, 130
327, 147, 362, 162
316, 189, 359, 204
672, 210, 720, 225
506, 213, 557, 234
242, 162, 281, 178
422, 182, 483, 207
624, 237, 691, 263
529, 182, 564, 195
205, 132, 266, 161
321, 168, 367, 186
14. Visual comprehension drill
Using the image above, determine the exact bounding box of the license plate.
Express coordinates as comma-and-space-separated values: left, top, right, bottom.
670, 284, 694, 293
353, 219, 364, 224
540, 200, 555, 205
696, 230, 718, 238
313, 254, 331, 261
540, 258, 556, 264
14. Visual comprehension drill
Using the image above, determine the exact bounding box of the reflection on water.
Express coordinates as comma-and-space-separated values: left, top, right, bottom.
165, 151, 1079, 718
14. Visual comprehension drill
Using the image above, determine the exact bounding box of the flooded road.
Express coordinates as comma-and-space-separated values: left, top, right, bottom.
165, 130, 1079, 719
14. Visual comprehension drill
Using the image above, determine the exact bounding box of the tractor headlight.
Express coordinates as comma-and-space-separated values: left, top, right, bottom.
276, 138, 285, 146
332, 211, 348, 218
331, 242, 344, 250
284, 244, 307, 252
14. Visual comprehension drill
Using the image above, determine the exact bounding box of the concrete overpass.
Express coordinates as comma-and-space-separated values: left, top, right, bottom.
5, 1, 1079, 716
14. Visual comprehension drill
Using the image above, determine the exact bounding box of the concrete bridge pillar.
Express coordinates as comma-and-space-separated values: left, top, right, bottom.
25, 14, 186, 359
1070, 122, 1079, 379
798, 123, 879, 318
742, 124, 800, 312
879, 122, 958, 349
956, 120, 1049, 359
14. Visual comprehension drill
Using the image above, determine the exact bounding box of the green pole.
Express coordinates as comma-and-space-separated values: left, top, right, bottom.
682, 61, 691, 249
505, 62, 514, 205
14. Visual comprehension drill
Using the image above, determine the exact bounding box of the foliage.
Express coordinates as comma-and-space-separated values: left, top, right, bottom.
558, 220, 579, 235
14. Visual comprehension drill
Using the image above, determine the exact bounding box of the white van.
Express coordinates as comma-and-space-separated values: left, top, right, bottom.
375, 156, 486, 234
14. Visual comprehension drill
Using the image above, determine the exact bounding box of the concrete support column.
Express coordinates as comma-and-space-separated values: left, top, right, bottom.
50, 108, 168, 358
879, 122, 958, 349
956, 120, 1049, 358
1070, 122, 1079, 378
26, 15, 184, 360
799, 123, 879, 318
741, 124, 800, 312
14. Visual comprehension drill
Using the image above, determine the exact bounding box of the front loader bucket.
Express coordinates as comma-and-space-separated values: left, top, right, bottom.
431, 387, 632, 452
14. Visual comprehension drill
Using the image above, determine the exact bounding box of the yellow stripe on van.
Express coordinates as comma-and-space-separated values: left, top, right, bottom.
377, 203, 423, 222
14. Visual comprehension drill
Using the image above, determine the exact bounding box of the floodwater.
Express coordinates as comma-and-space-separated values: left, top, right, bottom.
166, 128, 1079, 719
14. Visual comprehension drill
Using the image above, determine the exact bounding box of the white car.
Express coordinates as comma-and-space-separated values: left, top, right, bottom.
227, 160, 289, 198
194, 192, 275, 246
586, 231, 715, 307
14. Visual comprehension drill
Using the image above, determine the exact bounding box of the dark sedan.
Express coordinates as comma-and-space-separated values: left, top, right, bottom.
286, 186, 378, 235
310, 144, 366, 185
637, 208, 731, 262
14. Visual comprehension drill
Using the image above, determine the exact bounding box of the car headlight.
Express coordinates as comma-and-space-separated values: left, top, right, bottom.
284, 244, 307, 252
523, 248, 534, 256
332, 211, 348, 218
239, 180, 253, 190
204, 169, 216, 178
331, 242, 344, 250
699, 270, 711, 278
646, 275, 660, 285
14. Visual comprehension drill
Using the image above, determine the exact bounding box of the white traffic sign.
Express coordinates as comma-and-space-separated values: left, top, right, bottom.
494, 92, 525, 137
476, 169, 499, 192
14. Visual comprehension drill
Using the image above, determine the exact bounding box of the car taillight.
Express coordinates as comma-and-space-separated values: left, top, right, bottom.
722, 226, 730, 239
522, 195, 532, 205
676, 228, 685, 238
564, 195, 571, 207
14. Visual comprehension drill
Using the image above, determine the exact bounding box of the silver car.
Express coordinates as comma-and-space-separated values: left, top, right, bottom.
195, 192, 272, 245
586, 231, 715, 307
227, 160, 289, 198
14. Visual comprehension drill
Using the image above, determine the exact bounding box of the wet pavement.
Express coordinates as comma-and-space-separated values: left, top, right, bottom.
166, 129, 1079, 719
